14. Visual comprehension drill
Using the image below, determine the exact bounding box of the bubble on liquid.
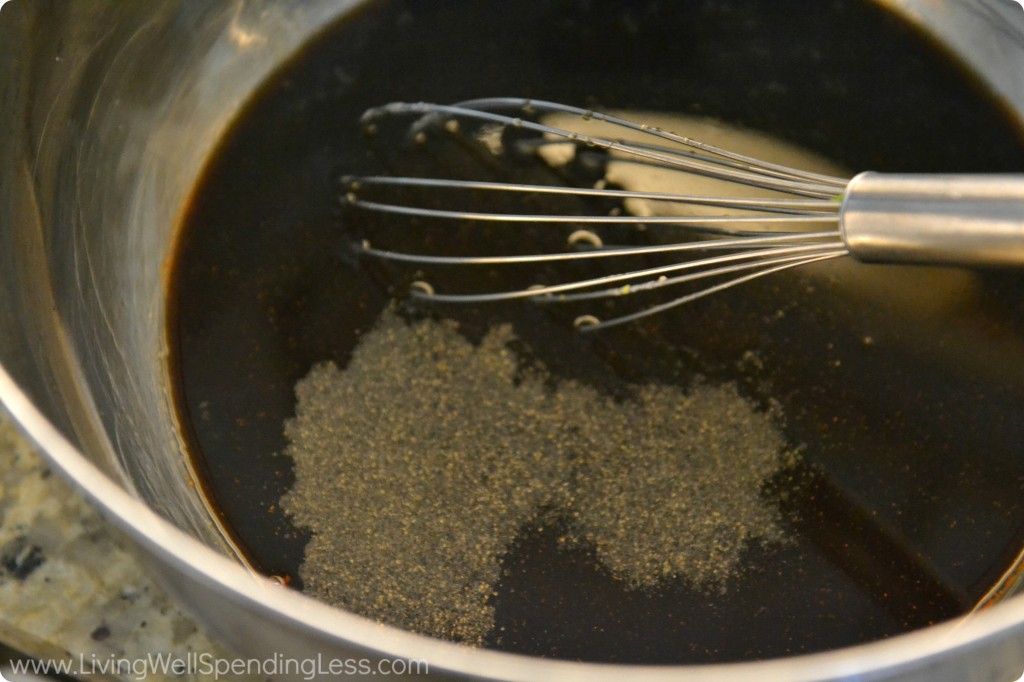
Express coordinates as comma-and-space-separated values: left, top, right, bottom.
567, 230, 603, 248
409, 280, 435, 297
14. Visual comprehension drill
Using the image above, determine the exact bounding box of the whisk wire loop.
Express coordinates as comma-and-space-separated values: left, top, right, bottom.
360, 101, 846, 198
401, 242, 848, 304
445, 98, 850, 189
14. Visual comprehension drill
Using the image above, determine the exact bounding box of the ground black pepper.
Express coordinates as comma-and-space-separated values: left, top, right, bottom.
282, 310, 793, 644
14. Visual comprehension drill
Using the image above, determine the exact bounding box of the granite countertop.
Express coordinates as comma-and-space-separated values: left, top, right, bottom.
0, 411, 257, 682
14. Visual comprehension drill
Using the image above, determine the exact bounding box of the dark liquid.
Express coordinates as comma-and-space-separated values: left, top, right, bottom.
167, 0, 1024, 664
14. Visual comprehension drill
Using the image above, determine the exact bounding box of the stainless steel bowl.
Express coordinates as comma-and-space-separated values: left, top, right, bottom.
2, 1, 1024, 679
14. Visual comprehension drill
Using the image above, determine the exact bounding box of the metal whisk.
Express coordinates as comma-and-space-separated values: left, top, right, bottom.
342, 98, 1024, 331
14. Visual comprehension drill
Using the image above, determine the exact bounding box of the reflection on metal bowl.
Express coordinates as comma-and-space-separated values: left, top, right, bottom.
2, 1, 1024, 680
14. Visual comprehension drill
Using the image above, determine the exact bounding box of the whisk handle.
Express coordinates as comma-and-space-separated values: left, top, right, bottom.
840, 172, 1024, 267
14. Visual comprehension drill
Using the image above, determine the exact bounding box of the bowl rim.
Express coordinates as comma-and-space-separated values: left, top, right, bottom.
4, 0, 1024, 678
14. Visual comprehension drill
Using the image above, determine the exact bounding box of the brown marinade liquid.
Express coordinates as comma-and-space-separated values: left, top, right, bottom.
167, 0, 1024, 663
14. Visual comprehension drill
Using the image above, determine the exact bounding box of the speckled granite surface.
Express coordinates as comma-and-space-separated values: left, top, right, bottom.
0, 413, 258, 681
